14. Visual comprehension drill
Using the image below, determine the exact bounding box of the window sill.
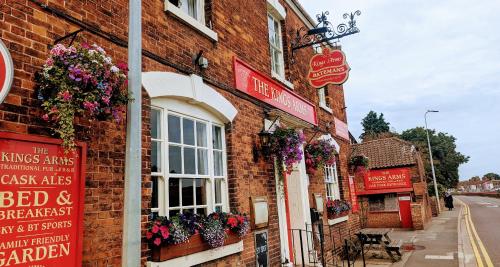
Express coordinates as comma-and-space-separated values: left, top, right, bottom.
328, 215, 348, 225
319, 103, 333, 114
147, 240, 243, 267
164, 1, 218, 42
271, 72, 294, 90
368, 210, 399, 213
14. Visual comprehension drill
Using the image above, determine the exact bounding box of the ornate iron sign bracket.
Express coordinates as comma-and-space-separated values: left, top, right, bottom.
290, 10, 361, 59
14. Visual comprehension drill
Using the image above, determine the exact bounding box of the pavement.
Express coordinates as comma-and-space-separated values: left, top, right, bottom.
456, 195, 499, 267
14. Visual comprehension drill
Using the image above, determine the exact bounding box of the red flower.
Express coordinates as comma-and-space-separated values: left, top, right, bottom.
237, 215, 245, 224
160, 226, 170, 239
153, 237, 161, 246
227, 217, 238, 228
146, 231, 153, 240
152, 224, 159, 234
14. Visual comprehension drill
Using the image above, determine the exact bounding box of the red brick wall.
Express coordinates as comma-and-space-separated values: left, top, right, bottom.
1, 0, 355, 266
366, 211, 401, 228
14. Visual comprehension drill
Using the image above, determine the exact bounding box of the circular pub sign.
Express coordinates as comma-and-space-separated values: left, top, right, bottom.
0, 39, 14, 105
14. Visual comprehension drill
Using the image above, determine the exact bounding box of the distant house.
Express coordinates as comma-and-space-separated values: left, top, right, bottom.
351, 137, 433, 230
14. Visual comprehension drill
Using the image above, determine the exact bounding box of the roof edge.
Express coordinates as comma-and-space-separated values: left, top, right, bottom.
284, 0, 316, 29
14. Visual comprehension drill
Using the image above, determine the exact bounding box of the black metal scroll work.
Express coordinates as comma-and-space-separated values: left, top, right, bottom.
290, 10, 361, 57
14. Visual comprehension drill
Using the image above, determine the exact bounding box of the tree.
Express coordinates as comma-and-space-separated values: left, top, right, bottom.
400, 127, 469, 188
360, 111, 391, 141
470, 176, 481, 182
483, 172, 500, 180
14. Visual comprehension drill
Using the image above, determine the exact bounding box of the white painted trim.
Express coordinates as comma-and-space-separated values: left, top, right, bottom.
146, 240, 243, 267
319, 103, 333, 114
164, 1, 218, 42
142, 72, 237, 123
267, 0, 286, 20
328, 215, 348, 225
283, 0, 314, 29
271, 72, 294, 90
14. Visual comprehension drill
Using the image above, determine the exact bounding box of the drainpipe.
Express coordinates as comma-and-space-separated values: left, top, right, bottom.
122, 1, 142, 266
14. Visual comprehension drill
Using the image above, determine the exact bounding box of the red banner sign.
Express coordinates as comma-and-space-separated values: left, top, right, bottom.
0, 39, 14, 105
233, 57, 318, 125
348, 176, 359, 213
334, 117, 349, 140
365, 168, 411, 190
308, 48, 350, 88
0, 132, 86, 267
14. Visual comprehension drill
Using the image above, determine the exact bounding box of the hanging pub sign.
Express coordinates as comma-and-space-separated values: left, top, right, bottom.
364, 167, 412, 190
0, 39, 14, 105
308, 48, 350, 88
334, 117, 349, 141
0, 132, 86, 267
233, 57, 318, 126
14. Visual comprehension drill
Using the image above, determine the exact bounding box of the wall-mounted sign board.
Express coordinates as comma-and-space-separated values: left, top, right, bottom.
308, 48, 350, 88
254, 230, 269, 267
0, 132, 86, 267
365, 167, 412, 191
234, 57, 318, 126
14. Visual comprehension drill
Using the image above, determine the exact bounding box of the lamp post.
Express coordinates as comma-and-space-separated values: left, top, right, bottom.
425, 110, 440, 213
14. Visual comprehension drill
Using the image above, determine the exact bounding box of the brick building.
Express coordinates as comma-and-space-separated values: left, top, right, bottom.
0, 0, 360, 266
351, 137, 432, 230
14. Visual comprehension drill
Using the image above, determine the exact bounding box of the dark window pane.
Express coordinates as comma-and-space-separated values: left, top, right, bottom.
195, 208, 206, 216
212, 126, 222, 149
182, 178, 194, 206
169, 145, 182, 174
183, 118, 195, 145
184, 208, 194, 214
169, 210, 180, 218
195, 179, 206, 205
152, 176, 158, 209
196, 122, 207, 147
169, 179, 180, 207
151, 141, 161, 173
215, 206, 222, 212
151, 109, 161, 139
168, 115, 181, 143
184, 147, 196, 174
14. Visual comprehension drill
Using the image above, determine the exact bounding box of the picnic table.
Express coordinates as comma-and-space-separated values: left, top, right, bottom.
356, 228, 402, 261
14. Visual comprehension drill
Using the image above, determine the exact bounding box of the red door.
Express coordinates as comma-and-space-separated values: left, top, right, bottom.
398, 194, 413, 228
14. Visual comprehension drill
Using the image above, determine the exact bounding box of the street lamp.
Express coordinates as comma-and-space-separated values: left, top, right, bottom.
425, 110, 440, 213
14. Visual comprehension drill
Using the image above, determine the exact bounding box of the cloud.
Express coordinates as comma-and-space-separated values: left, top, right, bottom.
300, 0, 500, 179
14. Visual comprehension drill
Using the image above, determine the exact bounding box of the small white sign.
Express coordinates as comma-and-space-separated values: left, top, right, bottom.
399, 196, 411, 201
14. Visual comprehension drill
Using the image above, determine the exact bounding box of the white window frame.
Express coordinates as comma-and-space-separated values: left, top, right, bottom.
151, 105, 228, 217
324, 162, 341, 201
164, 0, 218, 41
318, 87, 332, 113
268, 13, 285, 79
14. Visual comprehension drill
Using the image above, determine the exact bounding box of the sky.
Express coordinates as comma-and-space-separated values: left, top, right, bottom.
299, 0, 500, 180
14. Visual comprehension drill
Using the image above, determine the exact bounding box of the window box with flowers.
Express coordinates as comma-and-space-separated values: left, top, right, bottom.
146, 212, 249, 262
36, 43, 130, 151
326, 199, 351, 220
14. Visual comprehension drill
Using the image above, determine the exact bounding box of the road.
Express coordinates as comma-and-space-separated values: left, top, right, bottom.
456, 195, 500, 266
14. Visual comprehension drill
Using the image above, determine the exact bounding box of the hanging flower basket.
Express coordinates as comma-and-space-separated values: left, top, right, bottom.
305, 139, 337, 175
36, 43, 130, 150
326, 199, 351, 219
349, 155, 369, 173
269, 126, 305, 179
147, 212, 249, 262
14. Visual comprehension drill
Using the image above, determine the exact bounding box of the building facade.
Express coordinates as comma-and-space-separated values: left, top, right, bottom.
0, 0, 360, 266
351, 137, 432, 230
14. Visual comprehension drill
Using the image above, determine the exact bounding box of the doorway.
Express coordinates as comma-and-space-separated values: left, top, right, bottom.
398, 194, 413, 228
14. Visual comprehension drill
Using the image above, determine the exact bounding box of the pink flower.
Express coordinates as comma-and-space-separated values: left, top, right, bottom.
50, 106, 58, 114
152, 224, 159, 234
45, 58, 54, 66
102, 96, 110, 105
227, 217, 238, 228
146, 231, 153, 240
42, 114, 49, 121
83, 101, 99, 112
60, 90, 72, 101
153, 237, 161, 246
160, 226, 169, 239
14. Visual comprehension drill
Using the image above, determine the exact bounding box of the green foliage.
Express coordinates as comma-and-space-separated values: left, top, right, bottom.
483, 172, 500, 180
360, 111, 390, 140
400, 127, 469, 188
428, 183, 446, 197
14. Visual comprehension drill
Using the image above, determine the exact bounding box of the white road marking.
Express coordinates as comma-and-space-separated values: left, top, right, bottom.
486, 205, 498, 208
425, 255, 454, 260
477, 202, 492, 205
